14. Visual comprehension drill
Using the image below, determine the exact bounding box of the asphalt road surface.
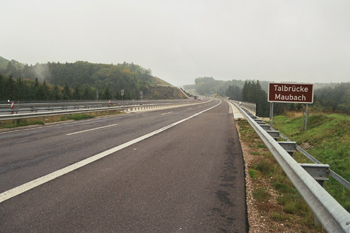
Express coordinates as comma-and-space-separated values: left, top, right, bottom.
0, 99, 248, 233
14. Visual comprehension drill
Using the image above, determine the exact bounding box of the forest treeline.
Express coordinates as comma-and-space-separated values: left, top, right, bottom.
228, 80, 269, 116
0, 74, 114, 101
184, 77, 269, 96
188, 77, 350, 116
0, 57, 172, 101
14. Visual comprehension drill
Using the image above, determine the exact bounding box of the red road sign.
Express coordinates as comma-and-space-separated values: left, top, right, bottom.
10, 101, 14, 109
268, 83, 314, 104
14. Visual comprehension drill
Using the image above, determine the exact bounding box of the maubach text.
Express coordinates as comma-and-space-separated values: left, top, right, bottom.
268, 83, 314, 103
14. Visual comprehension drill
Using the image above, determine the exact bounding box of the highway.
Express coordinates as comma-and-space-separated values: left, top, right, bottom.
0, 99, 248, 232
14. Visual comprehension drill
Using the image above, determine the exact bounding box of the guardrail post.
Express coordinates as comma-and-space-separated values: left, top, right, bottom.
43, 116, 45, 125
255, 119, 264, 124
299, 164, 330, 187
260, 124, 271, 131
278, 141, 297, 156
300, 163, 330, 226
266, 130, 280, 140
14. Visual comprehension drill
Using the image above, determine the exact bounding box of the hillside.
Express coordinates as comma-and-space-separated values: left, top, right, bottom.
0, 56, 186, 100
273, 112, 350, 211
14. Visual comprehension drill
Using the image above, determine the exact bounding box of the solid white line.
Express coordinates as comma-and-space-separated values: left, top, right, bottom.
66, 124, 118, 136
0, 100, 221, 203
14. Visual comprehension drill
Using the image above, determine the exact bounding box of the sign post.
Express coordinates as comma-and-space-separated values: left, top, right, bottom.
268, 83, 314, 129
269, 102, 274, 128
121, 89, 124, 101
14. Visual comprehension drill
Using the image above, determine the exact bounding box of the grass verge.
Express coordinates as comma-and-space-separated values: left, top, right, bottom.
236, 119, 324, 232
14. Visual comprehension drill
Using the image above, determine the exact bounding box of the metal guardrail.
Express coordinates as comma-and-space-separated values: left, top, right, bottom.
0, 99, 193, 114
0, 106, 124, 122
279, 134, 350, 191
0, 100, 200, 123
232, 101, 350, 233
230, 100, 256, 115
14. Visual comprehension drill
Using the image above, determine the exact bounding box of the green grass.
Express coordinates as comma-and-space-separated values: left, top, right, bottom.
237, 119, 324, 232
270, 212, 289, 222
253, 188, 270, 201
274, 112, 350, 211
248, 169, 260, 179
0, 119, 44, 128
253, 158, 274, 176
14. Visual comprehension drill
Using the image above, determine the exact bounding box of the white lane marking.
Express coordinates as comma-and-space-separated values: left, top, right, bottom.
66, 124, 118, 136
0, 117, 103, 135
161, 111, 173, 115
0, 100, 221, 203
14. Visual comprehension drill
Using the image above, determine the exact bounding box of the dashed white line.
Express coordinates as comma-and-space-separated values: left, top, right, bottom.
0, 100, 221, 203
66, 124, 118, 136
161, 111, 173, 115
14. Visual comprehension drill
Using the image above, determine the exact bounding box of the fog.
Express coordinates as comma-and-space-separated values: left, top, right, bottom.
1, 0, 350, 86
33, 64, 50, 83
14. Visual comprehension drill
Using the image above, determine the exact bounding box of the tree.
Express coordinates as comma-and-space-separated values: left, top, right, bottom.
73, 85, 81, 100
62, 83, 71, 100
3, 75, 17, 100
241, 80, 269, 117
34, 85, 47, 100
81, 86, 94, 100
101, 87, 112, 99
42, 80, 50, 100
226, 84, 242, 101
51, 84, 61, 100
16, 77, 24, 101
0, 74, 3, 100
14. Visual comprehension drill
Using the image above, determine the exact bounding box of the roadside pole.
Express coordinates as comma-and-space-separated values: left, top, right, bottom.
305, 104, 308, 131
269, 102, 274, 128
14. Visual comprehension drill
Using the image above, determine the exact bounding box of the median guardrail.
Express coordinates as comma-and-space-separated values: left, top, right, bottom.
231, 101, 350, 233
0, 99, 194, 114
0, 100, 205, 125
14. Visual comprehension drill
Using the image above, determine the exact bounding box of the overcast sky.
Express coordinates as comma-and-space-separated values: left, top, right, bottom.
1, 0, 350, 86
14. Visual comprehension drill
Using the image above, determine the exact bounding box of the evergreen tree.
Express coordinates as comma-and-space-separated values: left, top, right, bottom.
62, 83, 71, 100
0, 74, 4, 100
102, 87, 112, 99
73, 85, 81, 100
35, 85, 47, 100
241, 80, 269, 117
3, 75, 17, 101
52, 84, 61, 100
226, 84, 242, 101
42, 80, 50, 100
82, 86, 94, 100
242, 81, 249, 102
16, 77, 24, 101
